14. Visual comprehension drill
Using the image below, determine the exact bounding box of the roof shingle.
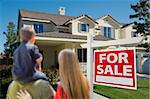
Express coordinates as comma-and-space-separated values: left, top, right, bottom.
20, 9, 76, 25
36, 32, 112, 41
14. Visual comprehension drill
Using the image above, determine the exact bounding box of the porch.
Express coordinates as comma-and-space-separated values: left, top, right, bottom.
36, 37, 87, 71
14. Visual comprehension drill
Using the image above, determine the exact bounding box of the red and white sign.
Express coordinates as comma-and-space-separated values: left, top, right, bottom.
94, 48, 137, 90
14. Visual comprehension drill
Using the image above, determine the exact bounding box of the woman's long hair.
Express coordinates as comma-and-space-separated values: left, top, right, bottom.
58, 49, 89, 99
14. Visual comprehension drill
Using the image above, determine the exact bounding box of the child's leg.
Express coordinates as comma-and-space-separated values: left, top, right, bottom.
33, 71, 48, 81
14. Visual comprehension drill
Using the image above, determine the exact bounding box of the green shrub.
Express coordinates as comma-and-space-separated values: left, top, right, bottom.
43, 67, 59, 90
0, 66, 12, 99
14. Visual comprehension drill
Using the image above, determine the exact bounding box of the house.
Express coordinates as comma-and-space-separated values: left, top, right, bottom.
18, 8, 148, 70
18, 8, 111, 68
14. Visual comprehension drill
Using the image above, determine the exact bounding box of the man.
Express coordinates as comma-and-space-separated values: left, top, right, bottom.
6, 27, 54, 99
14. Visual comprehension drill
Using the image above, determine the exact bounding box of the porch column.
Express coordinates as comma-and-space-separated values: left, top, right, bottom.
72, 42, 76, 53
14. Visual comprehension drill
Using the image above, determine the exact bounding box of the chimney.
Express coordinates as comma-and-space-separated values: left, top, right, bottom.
59, 7, 65, 15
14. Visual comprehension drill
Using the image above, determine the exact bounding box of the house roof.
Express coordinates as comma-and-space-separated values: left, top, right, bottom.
121, 23, 134, 28
19, 9, 76, 25
64, 14, 98, 25
19, 10, 98, 26
36, 32, 112, 41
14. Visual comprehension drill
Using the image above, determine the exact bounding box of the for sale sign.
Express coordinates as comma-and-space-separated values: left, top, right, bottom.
94, 48, 137, 90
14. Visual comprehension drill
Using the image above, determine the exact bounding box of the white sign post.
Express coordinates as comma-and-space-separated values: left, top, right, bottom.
87, 33, 93, 99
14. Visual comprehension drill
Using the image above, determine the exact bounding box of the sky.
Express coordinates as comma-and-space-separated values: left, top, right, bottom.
0, 0, 138, 53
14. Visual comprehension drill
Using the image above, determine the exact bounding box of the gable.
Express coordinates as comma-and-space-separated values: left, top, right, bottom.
96, 15, 122, 28
64, 15, 98, 25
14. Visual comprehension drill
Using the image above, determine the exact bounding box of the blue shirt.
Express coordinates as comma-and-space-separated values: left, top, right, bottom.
12, 40, 42, 83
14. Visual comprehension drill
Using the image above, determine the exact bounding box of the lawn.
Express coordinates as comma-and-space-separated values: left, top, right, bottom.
94, 78, 150, 99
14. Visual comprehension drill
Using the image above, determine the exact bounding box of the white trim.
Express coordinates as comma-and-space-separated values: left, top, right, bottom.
71, 15, 97, 25
35, 36, 87, 42
81, 37, 144, 48
133, 47, 137, 90
94, 47, 135, 52
22, 18, 50, 23
96, 76, 133, 86
94, 82, 137, 90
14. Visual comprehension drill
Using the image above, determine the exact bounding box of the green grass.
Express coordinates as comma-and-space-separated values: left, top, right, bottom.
94, 79, 150, 99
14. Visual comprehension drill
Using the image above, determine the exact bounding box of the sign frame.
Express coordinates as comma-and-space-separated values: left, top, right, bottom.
94, 47, 137, 90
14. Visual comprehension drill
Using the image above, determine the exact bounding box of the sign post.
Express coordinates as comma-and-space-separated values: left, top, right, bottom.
87, 33, 93, 98
94, 48, 137, 90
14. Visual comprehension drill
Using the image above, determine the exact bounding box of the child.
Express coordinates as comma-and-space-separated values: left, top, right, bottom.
12, 27, 48, 83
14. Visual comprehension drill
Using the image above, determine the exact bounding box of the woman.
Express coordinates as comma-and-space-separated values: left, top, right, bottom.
17, 49, 89, 99
55, 49, 89, 99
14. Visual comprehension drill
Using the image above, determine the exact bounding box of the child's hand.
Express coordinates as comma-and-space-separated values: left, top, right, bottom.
16, 90, 32, 99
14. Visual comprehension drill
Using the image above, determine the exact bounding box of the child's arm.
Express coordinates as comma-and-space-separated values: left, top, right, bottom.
36, 56, 43, 65
32, 45, 43, 71
36, 57, 43, 71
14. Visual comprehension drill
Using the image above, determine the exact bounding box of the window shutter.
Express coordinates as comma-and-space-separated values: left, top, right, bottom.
104, 27, 107, 37
112, 28, 115, 38
87, 24, 89, 32
39, 24, 43, 33
78, 23, 81, 32
108, 27, 111, 38
34, 24, 37, 33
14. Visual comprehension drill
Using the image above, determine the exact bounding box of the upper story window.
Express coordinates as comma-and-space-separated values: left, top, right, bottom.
78, 23, 89, 32
103, 27, 112, 38
34, 24, 43, 33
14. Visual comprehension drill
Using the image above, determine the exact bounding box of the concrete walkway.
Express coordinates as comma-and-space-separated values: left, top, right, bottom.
93, 93, 109, 99
137, 73, 150, 79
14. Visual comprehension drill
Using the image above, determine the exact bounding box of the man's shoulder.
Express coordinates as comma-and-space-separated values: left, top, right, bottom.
8, 80, 49, 88
7, 80, 53, 99
33, 79, 50, 86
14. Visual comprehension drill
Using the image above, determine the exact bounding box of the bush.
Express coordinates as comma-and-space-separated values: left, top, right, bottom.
0, 66, 12, 99
0, 66, 60, 98
43, 67, 59, 90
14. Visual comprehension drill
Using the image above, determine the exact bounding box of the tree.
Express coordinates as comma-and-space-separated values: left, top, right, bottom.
130, 0, 150, 51
3, 22, 18, 57
130, 0, 150, 36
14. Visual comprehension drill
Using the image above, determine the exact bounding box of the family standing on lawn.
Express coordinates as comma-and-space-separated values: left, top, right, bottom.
6, 27, 90, 99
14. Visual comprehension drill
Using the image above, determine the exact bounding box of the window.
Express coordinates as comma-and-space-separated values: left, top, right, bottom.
77, 49, 87, 62
108, 27, 111, 38
34, 24, 43, 33
104, 27, 107, 37
103, 27, 112, 38
78, 23, 89, 32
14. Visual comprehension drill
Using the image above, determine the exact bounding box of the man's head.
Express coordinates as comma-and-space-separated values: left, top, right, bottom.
20, 27, 36, 43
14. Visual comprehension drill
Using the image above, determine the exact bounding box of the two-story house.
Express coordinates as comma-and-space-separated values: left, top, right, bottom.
18, 8, 148, 69
18, 8, 111, 68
